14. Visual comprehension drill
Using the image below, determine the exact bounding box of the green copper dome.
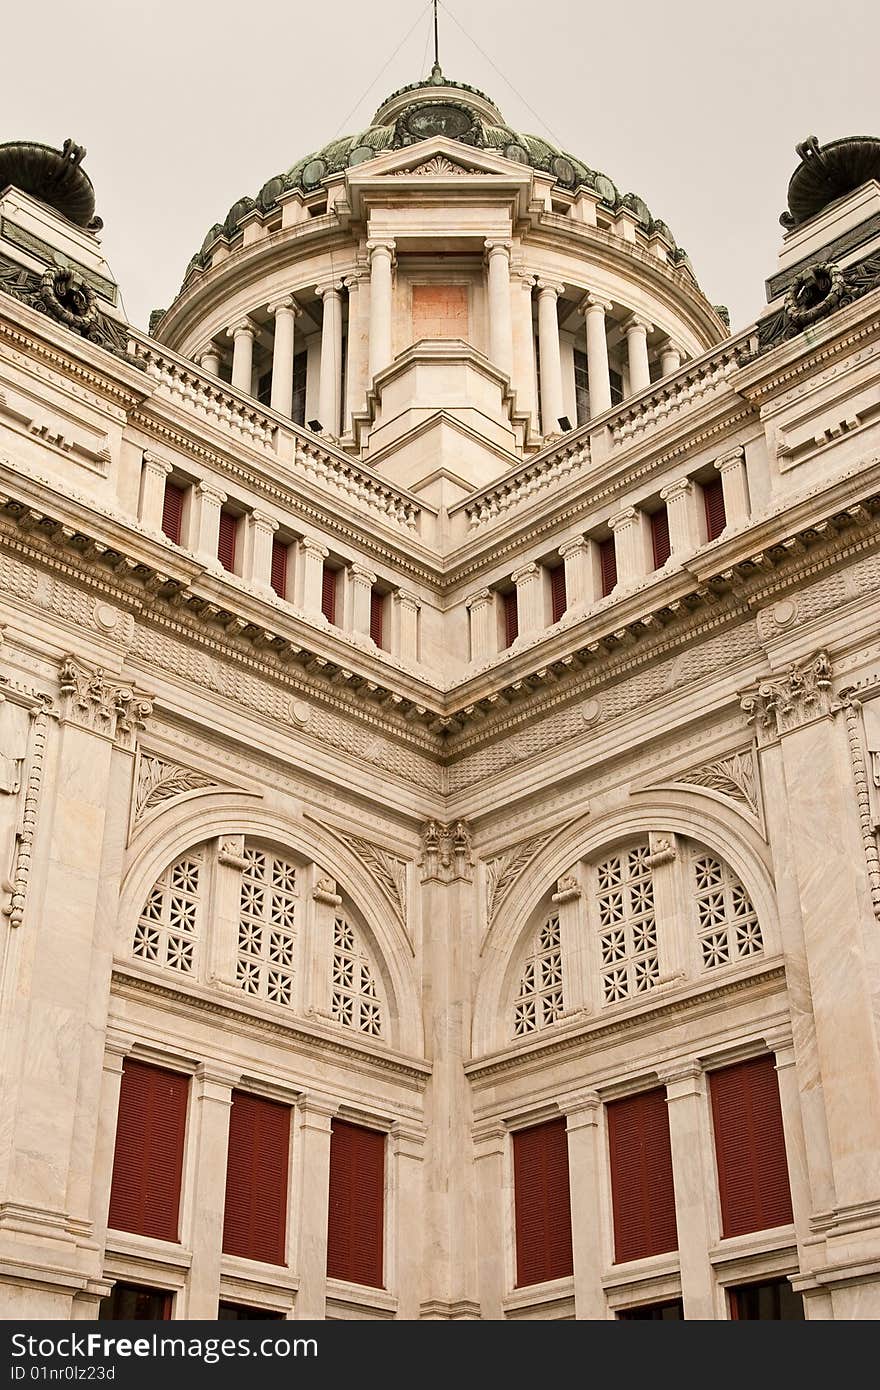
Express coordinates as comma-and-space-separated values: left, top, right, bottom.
183, 69, 678, 283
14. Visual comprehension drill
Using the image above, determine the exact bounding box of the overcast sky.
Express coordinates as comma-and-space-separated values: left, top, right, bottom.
4, 0, 878, 333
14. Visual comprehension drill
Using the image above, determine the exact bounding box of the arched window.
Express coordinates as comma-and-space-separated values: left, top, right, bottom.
331, 913, 384, 1038
132, 849, 203, 974
235, 845, 299, 1005
594, 842, 658, 1004
691, 850, 762, 969
514, 913, 564, 1036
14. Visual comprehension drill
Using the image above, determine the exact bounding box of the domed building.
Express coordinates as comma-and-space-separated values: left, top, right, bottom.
1, 65, 880, 1322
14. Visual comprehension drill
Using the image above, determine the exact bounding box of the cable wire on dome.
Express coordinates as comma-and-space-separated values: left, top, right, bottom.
329, 1, 435, 141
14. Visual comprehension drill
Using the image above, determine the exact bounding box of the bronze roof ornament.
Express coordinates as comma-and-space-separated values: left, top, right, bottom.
781, 134, 880, 228
0, 138, 102, 232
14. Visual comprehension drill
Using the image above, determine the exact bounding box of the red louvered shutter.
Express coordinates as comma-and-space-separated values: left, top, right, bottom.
321, 565, 337, 624
161, 482, 184, 544
326, 1120, 385, 1288
550, 564, 567, 623
703, 476, 727, 540
651, 507, 671, 568
218, 510, 237, 572
222, 1091, 290, 1265
607, 1088, 678, 1263
599, 536, 618, 596
271, 539, 288, 599
513, 1118, 574, 1287
504, 589, 519, 647
710, 1055, 793, 1238
108, 1060, 189, 1242
370, 589, 384, 647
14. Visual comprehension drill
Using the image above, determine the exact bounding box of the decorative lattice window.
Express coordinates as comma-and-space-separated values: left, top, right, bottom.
693, 853, 763, 969
596, 844, 659, 1003
236, 846, 298, 1006
514, 915, 564, 1036
331, 915, 383, 1037
133, 853, 202, 974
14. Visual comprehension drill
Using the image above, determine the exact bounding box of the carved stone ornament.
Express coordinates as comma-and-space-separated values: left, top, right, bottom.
485, 829, 556, 925
740, 652, 833, 744
0, 253, 142, 369
134, 753, 221, 823
313, 875, 343, 907
394, 155, 479, 177
58, 655, 153, 751
674, 750, 759, 817
836, 688, 880, 920
754, 247, 880, 357
419, 819, 473, 882
340, 832, 408, 926
0, 689, 55, 928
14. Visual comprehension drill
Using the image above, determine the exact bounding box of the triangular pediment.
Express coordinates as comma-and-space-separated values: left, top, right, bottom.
347, 135, 534, 186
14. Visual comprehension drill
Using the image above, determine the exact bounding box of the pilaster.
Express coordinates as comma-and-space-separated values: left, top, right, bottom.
138, 451, 172, 531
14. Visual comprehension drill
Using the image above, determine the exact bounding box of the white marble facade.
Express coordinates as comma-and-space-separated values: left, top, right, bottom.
1, 75, 880, 1322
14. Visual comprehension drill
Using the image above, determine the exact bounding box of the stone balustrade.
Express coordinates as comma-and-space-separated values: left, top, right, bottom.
132, 340, 278, 450
461, 443, 590, 530
295, 439, 422, 533
607, 336, 750, 446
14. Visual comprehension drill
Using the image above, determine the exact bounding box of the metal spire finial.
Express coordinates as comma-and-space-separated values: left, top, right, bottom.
433, 0, 440, 69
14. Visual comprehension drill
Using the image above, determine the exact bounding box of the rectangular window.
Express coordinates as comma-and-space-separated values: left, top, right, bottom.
161, 481, 185, 545
257, 369, 272, 407
218, 509, 238, 573
411, 284, 469, 341
703, 475, 727, 541
513, 1117, 574, 1287
710, 1054, 793, 1238
223, 1090, 291, 1266
607, 1087, 678, 1263
610, 367, 624, 406
99, 1283, 172, 1321
503, 589, 519, 647
617, 1299, 684, 1320
651, 506, 671, 568
599, 536, 617, 596
574, 348, 590, 426
370, 588, 385, 648
549, 564, 567, 623
291, 352, 308, 427
326, 1119, 385, 1289
728, 1278, 804, 1320
271, 538, 289, 600
321, 564, 337, 624
218, 1302, 286, 1320
108, 1059, 188, 1242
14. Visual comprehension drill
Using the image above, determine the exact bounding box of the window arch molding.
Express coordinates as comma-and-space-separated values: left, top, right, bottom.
117, 797, 423, 1057
473, 794, 779, 1057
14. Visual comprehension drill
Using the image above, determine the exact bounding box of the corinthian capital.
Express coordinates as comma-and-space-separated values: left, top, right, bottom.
740, 651, 833, 745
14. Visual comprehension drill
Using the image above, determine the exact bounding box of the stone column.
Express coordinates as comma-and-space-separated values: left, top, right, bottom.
348, 562, 376, 638
559, 536, 597, 611
660, 339, 682, 376
511, 562, 543, 637
769, 1034, 814, 1261
608, 506, 648, 586
715, 446, 750, 528
309, 874, 342, 1019
298, 537, 329, 617
396, 590, 421, 662
343, 273, 368, 430
466, 589, 495, 662
662, 1062, 720, 1320
268, 295, 301, 417
183, 1065, 235, 1319
227, 318, 257, 394
89, 1038, 128, 1252
138, 451, 172, 530
561, 1091, 605, 1320
390, 1121, 427, 1320
624, 313, 652, 395
485, 240, 513, 378
193, 481, 227, 563
367, 239, 395, 384
199, 345, 222, 377
316, 281, 344, 437
536, 281, 565, 435
660, 477, 701, 558
292, 1095, 337, 1319
511, 269, 538, 430
246, 509, 278, 593
580, 295, 613, 416
472, 1121, 507, 1320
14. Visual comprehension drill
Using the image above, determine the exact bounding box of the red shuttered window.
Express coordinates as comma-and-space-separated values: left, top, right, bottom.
651, 507, 671, 568
710, 1055, 793, 1238
270, 539, 289, 599
607, 1087, 678, 1263
222, 1091, 290, 1266
370, 589, 384, 647
503, 589, 519, 647
549, 564, 567, 623
327, 1120, 385, 1288
703, 476, 727, 541
321, 565, 337, 624
513, 1118, 574, 1287
108, 1060, 189, 1242
599, 536, 618, 596
161, 482, 184, 545
218, 510, 238, 572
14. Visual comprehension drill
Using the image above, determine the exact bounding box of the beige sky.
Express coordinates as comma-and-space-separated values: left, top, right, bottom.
3, 0, 878, 333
